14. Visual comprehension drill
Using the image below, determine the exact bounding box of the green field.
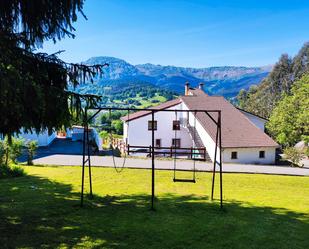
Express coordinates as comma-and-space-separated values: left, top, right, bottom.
114, 93, 169, 108
0, 166, 308, 249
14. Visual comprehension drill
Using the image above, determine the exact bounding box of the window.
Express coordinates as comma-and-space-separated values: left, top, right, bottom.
231, 151, 238, 159
259, 150, 265, 158
172, 120, 180, 130
148, 120, 157, 130
172, 138, 181, 148
155, 139, 161, 148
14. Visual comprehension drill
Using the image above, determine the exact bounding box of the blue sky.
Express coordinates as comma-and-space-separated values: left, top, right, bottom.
38, 0, 309, 67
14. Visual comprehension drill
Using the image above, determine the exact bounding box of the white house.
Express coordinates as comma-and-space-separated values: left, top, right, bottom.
121, 83, 279, 164
17, 129, 56, 147
237, 108, 268, 131
0, 128, 56, 147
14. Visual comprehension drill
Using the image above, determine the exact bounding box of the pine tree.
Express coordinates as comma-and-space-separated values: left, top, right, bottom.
0, 1, 105, 139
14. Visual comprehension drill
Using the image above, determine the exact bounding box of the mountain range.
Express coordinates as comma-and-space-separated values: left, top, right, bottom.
83, 56, 271, 98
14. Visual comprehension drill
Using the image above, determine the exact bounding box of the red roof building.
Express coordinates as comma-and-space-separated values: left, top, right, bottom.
121, 83, 278, 164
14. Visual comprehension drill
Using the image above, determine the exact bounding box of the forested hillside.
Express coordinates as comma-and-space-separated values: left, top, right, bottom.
81, 56, 270, 99
237, 42, 309, 118
78, 56, 270, 107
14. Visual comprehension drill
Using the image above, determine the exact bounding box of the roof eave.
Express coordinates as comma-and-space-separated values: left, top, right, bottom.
237, 107, 269, 121
120, 98, 182, 122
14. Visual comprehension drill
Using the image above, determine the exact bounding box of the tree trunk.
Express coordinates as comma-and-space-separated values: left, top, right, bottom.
5, 146, 9, 166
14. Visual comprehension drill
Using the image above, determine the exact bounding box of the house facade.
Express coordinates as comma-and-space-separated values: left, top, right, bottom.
17, 129, 56, 147
121, 83, 278, 164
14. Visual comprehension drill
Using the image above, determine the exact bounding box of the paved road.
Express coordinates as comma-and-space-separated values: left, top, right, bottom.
19, 138, 83, 162
32, 154, 309, 176
23, 138, 309, 176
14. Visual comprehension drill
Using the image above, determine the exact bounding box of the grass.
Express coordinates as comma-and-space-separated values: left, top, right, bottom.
137, 95, 167, 108
0, 166, 308, 249
115, 94, 168, 108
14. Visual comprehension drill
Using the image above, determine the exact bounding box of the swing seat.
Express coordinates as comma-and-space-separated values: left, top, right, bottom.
173, 178, 196, 183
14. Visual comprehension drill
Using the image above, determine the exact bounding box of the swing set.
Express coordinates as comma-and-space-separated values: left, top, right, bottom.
80, 106, 223, 210
172, 110, 198, 183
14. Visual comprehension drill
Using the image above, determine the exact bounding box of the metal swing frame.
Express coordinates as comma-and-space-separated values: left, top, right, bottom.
80, 106, 223, 210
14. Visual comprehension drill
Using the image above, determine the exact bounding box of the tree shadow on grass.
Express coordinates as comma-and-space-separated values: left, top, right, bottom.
0, 175, 308, 249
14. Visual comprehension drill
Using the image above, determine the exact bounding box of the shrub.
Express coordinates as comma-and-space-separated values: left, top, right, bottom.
112, 120, 123, 135
9, 138, 24, 164
283, 147, 304, 167
8, 165, 25, 177
0, 164, 25, 179
26, 140, 38, 165
99, 130, 109, 139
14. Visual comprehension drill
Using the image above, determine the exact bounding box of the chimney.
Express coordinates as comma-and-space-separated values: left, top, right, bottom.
199, 82, 204, 91
185, 82, 190, 96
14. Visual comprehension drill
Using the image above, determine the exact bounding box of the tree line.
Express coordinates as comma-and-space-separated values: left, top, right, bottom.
237, 42, 309, 148
237, 42, 309, 118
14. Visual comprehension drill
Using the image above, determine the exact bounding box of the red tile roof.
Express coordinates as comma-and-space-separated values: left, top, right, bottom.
188, 88, 207, 96
181, 95, 278, 148
121, 98, 181, 122
121, 88, 278, 148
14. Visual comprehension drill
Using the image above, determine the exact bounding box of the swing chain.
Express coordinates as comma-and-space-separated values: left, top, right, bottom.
109, 108, 129, 173
173, 110, 178, 180
173, 110, 196, 183
193, 111, 197, 180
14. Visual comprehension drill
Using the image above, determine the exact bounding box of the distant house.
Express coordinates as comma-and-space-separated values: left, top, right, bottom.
17, 129, 56, 147
0, 128, 56, 147
121, 83, 278, 164
1, 125, 104, 150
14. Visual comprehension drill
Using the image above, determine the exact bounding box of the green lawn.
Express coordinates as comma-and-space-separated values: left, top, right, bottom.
0, 166, 308, 249
115, 94, 168, 108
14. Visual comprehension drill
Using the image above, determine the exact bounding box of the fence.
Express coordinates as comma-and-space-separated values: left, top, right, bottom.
127, 145, 208, 160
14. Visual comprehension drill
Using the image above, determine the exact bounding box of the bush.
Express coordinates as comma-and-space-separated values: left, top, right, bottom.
112, 120, 123, 135
283, 147, 304, 167
0, 164, 25, 179
8, 165, 25, 177
99, 130, 109, 139
26, 140, 38, 165
10, 138, 24, 164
